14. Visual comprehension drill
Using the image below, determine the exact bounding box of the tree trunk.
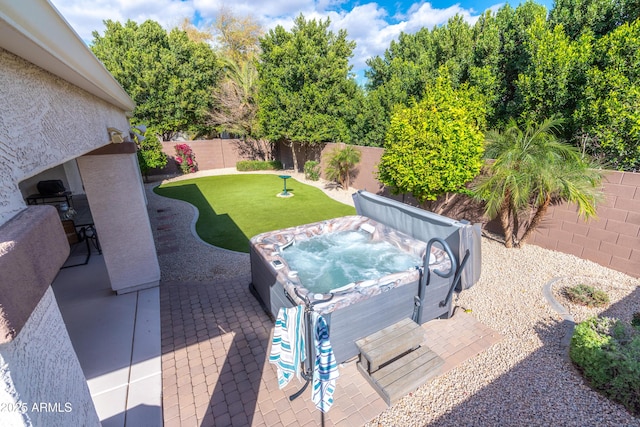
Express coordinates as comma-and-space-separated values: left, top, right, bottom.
288, 141, 298, 172
511, 201, 520, 246
500, 205, 514, 248
344, 165, 351, 189
518, 194, 551, 247
434, 193, 458, 216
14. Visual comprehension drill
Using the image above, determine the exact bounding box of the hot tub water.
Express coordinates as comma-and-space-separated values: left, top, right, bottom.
280, 230, 422, 293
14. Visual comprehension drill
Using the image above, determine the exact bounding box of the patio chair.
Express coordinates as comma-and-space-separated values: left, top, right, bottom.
60, 219, 92, 269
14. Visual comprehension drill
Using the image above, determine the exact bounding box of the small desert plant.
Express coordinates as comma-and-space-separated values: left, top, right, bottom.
570, 316, 640, 416
324, 145, 361, 189
304, 160, 321, 181
565, 284, 609, 307
236, 160, 282, 171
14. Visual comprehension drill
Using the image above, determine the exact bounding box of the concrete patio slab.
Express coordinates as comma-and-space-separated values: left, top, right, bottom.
52, 254, 162, 426
91, 384, 127, 427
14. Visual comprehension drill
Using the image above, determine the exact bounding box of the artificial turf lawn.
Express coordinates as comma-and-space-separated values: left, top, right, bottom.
153, 174, 356, 252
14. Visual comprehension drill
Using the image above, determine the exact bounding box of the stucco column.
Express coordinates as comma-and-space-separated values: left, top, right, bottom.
77, 144, 160, 294
0, 206, 99, 426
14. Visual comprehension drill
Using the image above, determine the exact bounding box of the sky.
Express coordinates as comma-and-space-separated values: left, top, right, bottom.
49, 0, 554, 80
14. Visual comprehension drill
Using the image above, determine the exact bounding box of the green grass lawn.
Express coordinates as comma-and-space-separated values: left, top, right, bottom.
153, 174, 356, 252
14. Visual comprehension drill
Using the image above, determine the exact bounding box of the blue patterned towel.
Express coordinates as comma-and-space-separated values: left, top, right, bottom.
312, 312, 339, 412
269, 306, 306, 388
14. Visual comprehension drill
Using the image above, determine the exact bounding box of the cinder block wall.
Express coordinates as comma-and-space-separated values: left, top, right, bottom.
529, 171, 640, 278
318, 143, 384, 192
151, 140, 640, 278
155, 139, 251, 174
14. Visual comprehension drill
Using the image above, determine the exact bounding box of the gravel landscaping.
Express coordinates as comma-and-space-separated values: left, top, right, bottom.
368, 238, 639, 427
147, 170, 640, 426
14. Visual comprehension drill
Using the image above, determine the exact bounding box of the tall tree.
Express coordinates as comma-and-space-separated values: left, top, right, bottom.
257, 15, 358, 171
516, 17, 592, 125
213, 6, 263, 64
573, 20, 640, 171
209, 56, 274, 160
363, 54, 429, 147
91, 20, 221, 140
469, 11, 503, 124
493, 1, 548, 124
549, 0, 640, 39
473, 118, 603, 248
433, 15, 474, 85
348, 87, 386, 147
207, 10, 267, 155
178, 17, 214, 44
363, 16, 476, 146
210, 57, 259, 137
377, 75, 486, 212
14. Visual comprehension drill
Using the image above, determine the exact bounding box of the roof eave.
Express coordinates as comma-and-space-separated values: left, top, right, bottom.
0, 0, 135, 113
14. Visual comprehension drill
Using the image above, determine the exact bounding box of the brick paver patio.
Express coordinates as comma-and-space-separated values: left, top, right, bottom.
159, 278, 502, 426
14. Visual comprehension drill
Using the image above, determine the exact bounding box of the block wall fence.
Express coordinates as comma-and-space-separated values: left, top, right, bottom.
152, 139, 639, 278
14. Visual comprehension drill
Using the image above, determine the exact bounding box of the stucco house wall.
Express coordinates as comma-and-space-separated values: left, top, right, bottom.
0, 48, 130, 224
0, 49, 109, 426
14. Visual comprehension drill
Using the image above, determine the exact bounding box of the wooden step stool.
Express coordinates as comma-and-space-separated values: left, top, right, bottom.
356, 318, 444, 406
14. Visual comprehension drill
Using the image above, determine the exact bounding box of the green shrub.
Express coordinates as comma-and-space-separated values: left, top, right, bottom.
304, 160, 321, 181
570, 316, 640, 416
236, 160, 283, 171
565, 284, 610, 307
135, 127, 167, 181
378, 76, 485, 204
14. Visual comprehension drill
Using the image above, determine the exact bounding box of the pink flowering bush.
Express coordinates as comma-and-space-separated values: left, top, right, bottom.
174, 143, 197, 174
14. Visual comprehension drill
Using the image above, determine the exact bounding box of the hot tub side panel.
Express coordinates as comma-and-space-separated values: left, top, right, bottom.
250, 246, 293, 319
325, 281, 418, 363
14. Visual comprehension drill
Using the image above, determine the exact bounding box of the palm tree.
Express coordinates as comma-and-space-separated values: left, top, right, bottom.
473, 117, 604, 248
210, 56, 276, 160
324, 145, 362, 190
210, 56, 259, 137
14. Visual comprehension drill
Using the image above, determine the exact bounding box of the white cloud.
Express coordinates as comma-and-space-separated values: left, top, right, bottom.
404, 2, 475, 32
193, 0, 314, 25
51, 0, 195, 40
323, 1, 485, 72
324, 4, 398, 71
50, 0, 500, 74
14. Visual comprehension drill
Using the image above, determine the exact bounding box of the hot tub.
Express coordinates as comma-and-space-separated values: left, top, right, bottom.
249, 215, 453, 363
